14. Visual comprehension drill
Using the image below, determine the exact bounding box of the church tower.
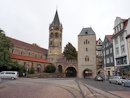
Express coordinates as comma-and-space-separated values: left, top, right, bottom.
48, 10, 63, 63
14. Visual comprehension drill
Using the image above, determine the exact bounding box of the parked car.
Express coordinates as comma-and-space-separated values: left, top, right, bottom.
122, 78, 130, 87
109, 76, 125, 85
0, 71, 18, 80
94, 75, 103, 81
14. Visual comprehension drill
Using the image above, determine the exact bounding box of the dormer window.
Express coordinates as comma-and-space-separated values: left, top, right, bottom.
85, 32, 88, 34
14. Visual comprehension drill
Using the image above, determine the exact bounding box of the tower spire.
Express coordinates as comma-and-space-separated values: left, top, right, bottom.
52, 10, 60, 25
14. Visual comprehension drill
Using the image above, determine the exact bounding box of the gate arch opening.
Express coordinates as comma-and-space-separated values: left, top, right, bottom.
83, 69, 92, 78
65, 67, 77, 77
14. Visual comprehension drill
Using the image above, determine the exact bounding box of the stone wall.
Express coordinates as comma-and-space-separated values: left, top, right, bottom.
10, 46, 46, 59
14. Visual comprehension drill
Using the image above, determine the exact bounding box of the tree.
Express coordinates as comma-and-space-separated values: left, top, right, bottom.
63, 42, 77, 61
44, 64, 56, 73
32, 43, 39, 47
0, 29, 21, 72
0, 29, 13, 70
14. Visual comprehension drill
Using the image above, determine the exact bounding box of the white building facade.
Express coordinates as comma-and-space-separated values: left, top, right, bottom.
112, 17, 130, 77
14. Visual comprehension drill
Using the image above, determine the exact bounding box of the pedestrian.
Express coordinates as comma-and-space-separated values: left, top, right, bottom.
23, 72, 25, 77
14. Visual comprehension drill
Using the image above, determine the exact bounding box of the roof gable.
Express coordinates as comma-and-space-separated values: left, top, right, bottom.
96, 38, 102, 45
79, 27, 95, 35
106, 35, 113, 43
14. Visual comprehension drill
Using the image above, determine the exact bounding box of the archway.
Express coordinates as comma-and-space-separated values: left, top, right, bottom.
58, 65, 62, 73
83, 69, 92, 78
37, 64, 41, 73
65, 67, 77, 77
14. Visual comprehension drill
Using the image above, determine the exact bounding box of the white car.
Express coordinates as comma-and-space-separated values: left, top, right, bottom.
122, 78, 130, 87
0, 71, 19, 80
109, 76, 125, 85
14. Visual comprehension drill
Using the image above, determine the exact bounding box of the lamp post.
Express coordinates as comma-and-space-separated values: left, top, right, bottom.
26, 65, 29, 78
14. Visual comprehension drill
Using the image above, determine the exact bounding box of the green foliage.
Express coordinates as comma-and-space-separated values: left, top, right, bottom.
18, 66, 26, 76
32, 43, 39, 47
0, 29, 22, 72
0, 29, 13, 69
63, 42, 77, 61
44, 64, 56, 73
29, 67, 35, 74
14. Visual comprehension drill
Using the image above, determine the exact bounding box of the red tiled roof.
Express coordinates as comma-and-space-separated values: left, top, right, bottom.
112, 19, 128, 38
11, 54, 51, 64
106, 35, 113, 43
8, 37, 47, 53
122, 19, 127, 22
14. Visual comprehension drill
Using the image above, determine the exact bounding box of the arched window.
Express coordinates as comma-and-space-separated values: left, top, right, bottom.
50, 33, 54, 38
58, 65, 62, 73
86, 39, 87, 44
85, 56, 89, 61
55, 32, 59, 38
60, 34, 62, 38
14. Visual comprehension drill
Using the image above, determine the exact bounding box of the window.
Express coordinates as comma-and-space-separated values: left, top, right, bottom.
0, 72, 4, 74
123, 57, 127, 64
85, 56, 89, 61
31, 63, 33, 68
110, 57, 113, 63
115, 38, 118, 44
110, 48, 112, 53
106, 49, 109, 55
50, 33, 54, 38
86, 48, 88, 51
84, 39, 89, 44
120, 34, 124, 42
106, 42, 108, 47
55, 32, 59, 38
116, 59, 120, 65
116, 47, 119, 55
107, 58, 110, 63
86, 40, 88, 44
121, 45, 125, 53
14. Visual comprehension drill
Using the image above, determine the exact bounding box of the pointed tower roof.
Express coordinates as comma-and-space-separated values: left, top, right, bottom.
52, 10, 60, 25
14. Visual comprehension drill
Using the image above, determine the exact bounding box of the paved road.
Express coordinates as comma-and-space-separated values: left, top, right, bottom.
0, 79, 74, 98
78, 78, 130, 98
0, 78, 129, 98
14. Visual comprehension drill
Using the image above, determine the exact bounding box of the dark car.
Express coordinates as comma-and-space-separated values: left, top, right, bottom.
94, 75, 103, 81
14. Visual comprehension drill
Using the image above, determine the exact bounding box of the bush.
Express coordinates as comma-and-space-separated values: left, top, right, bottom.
18, 66, 26, 77
29, 67, 35, 74
44, 65, 56, 73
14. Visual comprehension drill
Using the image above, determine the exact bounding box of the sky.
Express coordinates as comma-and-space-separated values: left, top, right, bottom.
0, 0, 130, 51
